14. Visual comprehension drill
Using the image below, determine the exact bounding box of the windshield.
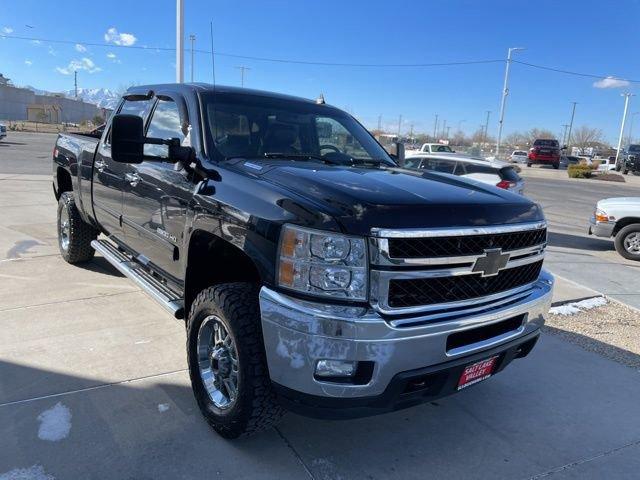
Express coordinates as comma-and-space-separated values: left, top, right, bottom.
202, 92, 394, 166
533, 139, 559, 147
431, 145, 453, 152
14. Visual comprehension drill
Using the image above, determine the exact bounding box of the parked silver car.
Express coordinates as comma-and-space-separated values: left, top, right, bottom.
510, 150, 528, 163
404, 153, 526, 195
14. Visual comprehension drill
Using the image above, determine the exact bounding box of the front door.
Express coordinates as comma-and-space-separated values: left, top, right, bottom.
122, 96, 193, 281
91, 98, 153, 241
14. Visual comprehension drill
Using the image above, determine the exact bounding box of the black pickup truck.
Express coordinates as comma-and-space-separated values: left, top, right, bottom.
53, 84, 553, 438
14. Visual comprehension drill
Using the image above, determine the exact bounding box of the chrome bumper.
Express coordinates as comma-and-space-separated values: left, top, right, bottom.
588, 217, 615, 238
259, 269, 554, 398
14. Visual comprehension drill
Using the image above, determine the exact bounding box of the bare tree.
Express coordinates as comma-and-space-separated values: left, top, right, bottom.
570, 126, 605, 153
504, 131, 528, 147
526, 129, 556, 143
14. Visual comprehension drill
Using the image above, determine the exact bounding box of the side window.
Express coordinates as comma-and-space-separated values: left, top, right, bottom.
421, 158, 455, 174
105, 98, 152, 146
403, 157, 421, 169
144, 99, 186, 158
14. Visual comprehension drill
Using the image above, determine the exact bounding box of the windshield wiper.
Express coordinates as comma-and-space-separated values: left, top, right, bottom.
263, 152, 342, 164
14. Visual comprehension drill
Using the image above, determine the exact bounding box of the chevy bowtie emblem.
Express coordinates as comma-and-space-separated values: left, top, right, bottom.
472, 248, 510, 277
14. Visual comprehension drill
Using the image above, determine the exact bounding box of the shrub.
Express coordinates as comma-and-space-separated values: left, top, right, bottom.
568, 164, 594, 178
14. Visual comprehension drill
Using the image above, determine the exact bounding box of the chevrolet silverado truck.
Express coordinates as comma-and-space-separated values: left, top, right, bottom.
53, 84, 553, 438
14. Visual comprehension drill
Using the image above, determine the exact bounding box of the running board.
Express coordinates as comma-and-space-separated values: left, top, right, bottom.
91, 239, 185, 320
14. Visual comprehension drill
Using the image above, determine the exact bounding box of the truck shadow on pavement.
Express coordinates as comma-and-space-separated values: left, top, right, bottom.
2, 332, 640, 480
547, 231, 613, 252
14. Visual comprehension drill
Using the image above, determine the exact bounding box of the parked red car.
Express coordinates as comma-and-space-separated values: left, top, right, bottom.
528, 139, 560, 169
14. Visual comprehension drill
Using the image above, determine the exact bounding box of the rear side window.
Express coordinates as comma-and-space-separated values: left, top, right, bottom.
421, 157, 456, 174
499, 167, 521, 182
403, 157, 422, 169
533, 139, 559, 147
456, 162, 496, 175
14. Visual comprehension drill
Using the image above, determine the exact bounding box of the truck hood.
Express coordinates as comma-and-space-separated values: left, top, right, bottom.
237, 161, 543, 236
598, 197, 640, 209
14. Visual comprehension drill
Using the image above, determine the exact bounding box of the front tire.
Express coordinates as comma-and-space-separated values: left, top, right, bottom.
57, 192, 98, 264
553, 162, 559, 170
614, 224, 640, 261
187, 283, 284, 439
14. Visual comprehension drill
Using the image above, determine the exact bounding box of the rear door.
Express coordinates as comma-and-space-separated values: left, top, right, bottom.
121, 94, 193, 281
92, 98, 153, 238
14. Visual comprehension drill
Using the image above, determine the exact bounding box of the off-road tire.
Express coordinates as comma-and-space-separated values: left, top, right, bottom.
614, 224, 640, 261
57, 192, 98, 263
187, 283, 284, 439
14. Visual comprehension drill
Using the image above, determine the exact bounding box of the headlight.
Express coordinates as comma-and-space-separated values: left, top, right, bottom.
277, 224, 368, 300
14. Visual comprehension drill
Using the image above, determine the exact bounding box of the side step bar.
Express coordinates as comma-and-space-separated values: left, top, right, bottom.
91, 239, 185, 320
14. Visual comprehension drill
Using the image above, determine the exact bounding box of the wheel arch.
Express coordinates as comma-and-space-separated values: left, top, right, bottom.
613, 218, 640, 236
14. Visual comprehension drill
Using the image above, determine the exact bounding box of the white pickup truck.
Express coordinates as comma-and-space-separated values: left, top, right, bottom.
589, 197, 640, 260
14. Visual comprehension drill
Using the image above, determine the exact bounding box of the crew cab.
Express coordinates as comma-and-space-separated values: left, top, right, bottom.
53, 84, 553, 438
418, 142, 455, 154
589, 197, 640, 260
528, 139, 561, 169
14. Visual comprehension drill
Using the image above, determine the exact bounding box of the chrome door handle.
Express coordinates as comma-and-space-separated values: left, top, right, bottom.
95, 159, 106, 173
125, 173, 141, 187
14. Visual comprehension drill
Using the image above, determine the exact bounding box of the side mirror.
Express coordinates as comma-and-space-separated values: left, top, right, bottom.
111, 114, 144, 164
561, 145, 568, 150
390, 141, 405, 167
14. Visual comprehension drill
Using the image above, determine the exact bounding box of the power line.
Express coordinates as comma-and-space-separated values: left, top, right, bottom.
512, 60, 639, 83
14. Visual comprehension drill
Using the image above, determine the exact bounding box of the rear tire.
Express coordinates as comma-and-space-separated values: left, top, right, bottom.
57, 192, 98, 264
553, 163, 559, 169
623, 169, 629, 175
187, 283, 284, 439
614, 224, 640, 261
527, 163, 532, 167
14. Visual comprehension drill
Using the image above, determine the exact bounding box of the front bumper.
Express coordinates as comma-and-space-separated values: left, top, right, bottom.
260, 270, 553, 414
588, 217, 615, 238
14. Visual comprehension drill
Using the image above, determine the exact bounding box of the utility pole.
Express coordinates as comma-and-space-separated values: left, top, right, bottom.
445, 126, 451, 140
409, 123, 414, 139
441, 119, 447, 140
496, 47, 525, 157
561, 124, 570, 146
377, 115, 382, 131
189, 34, 196, 82
397, 115, 402, 137
483, 110, 491, 145
74, 70, 78, 98
566, 102, 577, 147
176, 0, 184, 83
615, 93, 635, 165
433, 114, 439, 140
235, 66, 251, 87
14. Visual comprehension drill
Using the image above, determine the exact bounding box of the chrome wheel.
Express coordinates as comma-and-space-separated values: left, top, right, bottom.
623, 232, 640, 255
59, 208, 70, 251
197, 315, 239, 409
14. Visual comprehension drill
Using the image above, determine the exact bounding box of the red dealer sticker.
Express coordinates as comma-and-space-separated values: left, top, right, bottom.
457, 356, 499, 390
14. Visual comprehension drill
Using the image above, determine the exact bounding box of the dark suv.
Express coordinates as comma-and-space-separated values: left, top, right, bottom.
618, 144, 640, 174
528, 139, 560, 169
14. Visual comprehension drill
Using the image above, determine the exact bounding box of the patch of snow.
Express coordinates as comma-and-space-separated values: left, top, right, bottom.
157, 403, 170, 413
37, 402, 71, 442
0, 465, 54, 480
549, 296, 607, 316
134, 340, 151, 345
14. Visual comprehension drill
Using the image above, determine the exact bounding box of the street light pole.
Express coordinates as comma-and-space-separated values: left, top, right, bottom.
561, 124, 569, 147
433, 114, 438, 140
483, 110, 491, 145
397, 114, 402, 137
496, 47, 524, 157
176, 0, 184, 83
566, 102, 577, 147
189, 34, 196, 82
615, 93, 635, 165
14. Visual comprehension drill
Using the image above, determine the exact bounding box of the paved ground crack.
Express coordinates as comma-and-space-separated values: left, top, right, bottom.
275, 426, 315, 479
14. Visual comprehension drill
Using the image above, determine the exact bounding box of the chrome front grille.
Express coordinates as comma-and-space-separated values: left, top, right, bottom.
369, 221, 547, 324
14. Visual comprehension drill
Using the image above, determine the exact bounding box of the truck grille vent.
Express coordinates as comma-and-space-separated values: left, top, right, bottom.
387, 260, 543, 309
388, 228, 547, 259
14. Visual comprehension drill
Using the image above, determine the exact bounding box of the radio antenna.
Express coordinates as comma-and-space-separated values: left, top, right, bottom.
210, 20, 216, 87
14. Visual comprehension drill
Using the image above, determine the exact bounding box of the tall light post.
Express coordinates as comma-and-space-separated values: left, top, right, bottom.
397, 114, 402, 137
189, 34, 196, 82
483, 110, 491, 145
615, 93, 635, 165
566, 102, 577, 147
627, 112, 640, 146
496, 47, 525, 157
561, 124, 570, 146
433, 114, 439, 140
176, 0, 184, 83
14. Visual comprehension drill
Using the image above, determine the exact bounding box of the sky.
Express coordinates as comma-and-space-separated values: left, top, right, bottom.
1, 0, 640, 144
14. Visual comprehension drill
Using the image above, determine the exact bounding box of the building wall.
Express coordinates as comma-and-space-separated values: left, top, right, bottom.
0, 84, 105, 123
0, 85, 36, 120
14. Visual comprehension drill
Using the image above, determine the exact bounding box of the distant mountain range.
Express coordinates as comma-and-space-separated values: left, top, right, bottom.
22, 85, 120, 110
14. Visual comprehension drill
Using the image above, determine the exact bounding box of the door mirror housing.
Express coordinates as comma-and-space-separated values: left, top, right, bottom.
111, 114, 144, 164
389, 141, 405, 167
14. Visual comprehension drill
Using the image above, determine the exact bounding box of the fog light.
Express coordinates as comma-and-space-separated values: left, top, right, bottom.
315, 360, 357, 378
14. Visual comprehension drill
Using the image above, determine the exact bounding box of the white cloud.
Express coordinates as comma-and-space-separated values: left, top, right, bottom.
2, 26, 13, 34
104, 27, 137, 46
106, 52, 116, 59
56, 57, 101, 75
25, 59, 33, 66
75, 43, 87, 52
48, 45, 57, 56
593, 76, 630, 89
31, 39, 42, 45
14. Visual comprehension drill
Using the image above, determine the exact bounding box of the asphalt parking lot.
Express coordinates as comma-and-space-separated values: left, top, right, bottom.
0, 132, 639, 479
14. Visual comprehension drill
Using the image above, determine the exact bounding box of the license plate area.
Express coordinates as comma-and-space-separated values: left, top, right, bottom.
457, 356, 498, 390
